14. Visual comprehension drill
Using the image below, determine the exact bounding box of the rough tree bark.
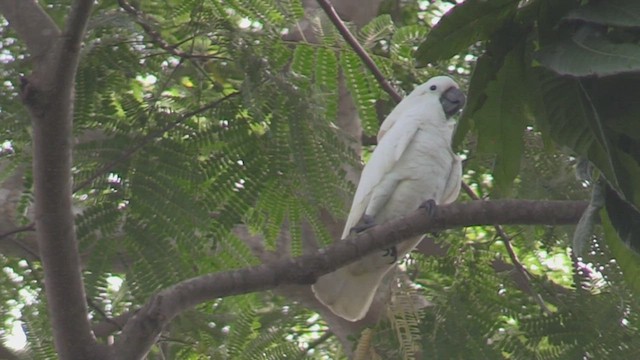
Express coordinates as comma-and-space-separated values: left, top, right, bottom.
0, 0, 109, 358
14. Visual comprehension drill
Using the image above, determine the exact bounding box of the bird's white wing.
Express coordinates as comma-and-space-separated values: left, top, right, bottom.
340, 115, 420, 239
441, 153, 462, 205
377, 111, 397, 142
376, 95, 415, 142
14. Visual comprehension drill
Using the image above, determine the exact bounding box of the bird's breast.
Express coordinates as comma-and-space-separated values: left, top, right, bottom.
374, 129, 456, 224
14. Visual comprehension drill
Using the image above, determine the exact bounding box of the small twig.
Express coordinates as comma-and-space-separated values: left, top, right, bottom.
461, 185, 552, 315
118, 0, 191, 60
315, 0, 402, 103
0, 223, 35, 241
8, 237, 39, 259
86, 297, 124, 332
118, 0, 225, 62
0, 224, 39, 258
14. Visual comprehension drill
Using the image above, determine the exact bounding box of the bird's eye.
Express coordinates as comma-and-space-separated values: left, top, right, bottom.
429, 85, 437, 91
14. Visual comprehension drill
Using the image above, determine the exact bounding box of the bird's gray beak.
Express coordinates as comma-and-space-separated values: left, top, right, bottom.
440, 87, 466, 118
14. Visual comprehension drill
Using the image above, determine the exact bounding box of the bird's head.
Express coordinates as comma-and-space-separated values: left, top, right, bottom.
412, 76, 466, 118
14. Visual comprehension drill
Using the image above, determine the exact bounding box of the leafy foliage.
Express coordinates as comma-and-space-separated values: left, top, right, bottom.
416, 0, 640, 297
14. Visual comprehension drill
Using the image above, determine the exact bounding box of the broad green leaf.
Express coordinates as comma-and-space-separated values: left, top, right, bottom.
530, 70, 616, 184
453, 22, 528, 149
453, 54, 494, 150
565, 0, 640, 28
586, 75, 640, 142
529, 69, 640, 210
605, 183, 640, 253
535, 0, 582, 43
474, 45, 528, 194
416, 0, 519, 65
572, 182, 604, 256
614, 149, 640, 211
601, 209, 640, 296
535, 25, 640, 77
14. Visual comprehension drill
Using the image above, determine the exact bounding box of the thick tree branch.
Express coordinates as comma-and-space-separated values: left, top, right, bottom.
93, 312, 132, 338
22, 0, 104, 358
113, 199, 587, 358
0, 343, 20, 360
0, 0, 60, 60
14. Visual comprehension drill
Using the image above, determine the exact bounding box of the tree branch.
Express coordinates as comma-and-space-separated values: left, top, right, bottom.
117, 0, 216, 61
461, 184, 552, 314
21, 0, 105, 358
315, 0, 402, 103
0, 343, 20, 360
112, 199, 587, 358
0, 224, 35, 242
0, 0, 60, 60
93, 312, 132, 338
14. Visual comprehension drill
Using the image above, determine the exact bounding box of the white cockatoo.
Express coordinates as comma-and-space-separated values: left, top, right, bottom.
312, 76, 465, 321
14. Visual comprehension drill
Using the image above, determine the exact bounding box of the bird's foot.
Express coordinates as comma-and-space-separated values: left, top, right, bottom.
419, 199, 437, 217
350, 214, 376, 234
382, 246, 398, 264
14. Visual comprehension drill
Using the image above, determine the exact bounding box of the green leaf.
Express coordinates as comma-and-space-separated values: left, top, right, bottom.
605, 183, 640, 253
453, 55, 494, 150
474, 45, 528, 194
453, 22, 527, 149
535, 25, 640, 77
340, 50, 380, 135
529, 69, 640, 210
601, 208, 640, 296
416, 0, 519, 65
390, 24, 427, 63
291, 44, 315, 79
565, 0, 640, 28
315, 47, 339, 120
614, 149, 640, 211
572, 182, 605, 256
358, 14, 395, 48
529, 70, 618, 187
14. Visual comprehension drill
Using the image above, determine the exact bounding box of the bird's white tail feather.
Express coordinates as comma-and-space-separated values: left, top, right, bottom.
312, 266, 389, 321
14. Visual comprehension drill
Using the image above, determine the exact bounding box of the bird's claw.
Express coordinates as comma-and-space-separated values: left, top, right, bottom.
382, 246, 398, 264
350, 214, 376, 234
419, 199, 437, 217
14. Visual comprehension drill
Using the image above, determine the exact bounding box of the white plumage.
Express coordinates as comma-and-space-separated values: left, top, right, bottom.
312, 76, 465, 321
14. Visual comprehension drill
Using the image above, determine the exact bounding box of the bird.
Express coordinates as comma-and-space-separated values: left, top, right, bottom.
312, 76, 466, 321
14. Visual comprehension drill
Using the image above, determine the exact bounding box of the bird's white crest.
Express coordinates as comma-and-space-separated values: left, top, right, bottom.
312, 76, 465, 321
